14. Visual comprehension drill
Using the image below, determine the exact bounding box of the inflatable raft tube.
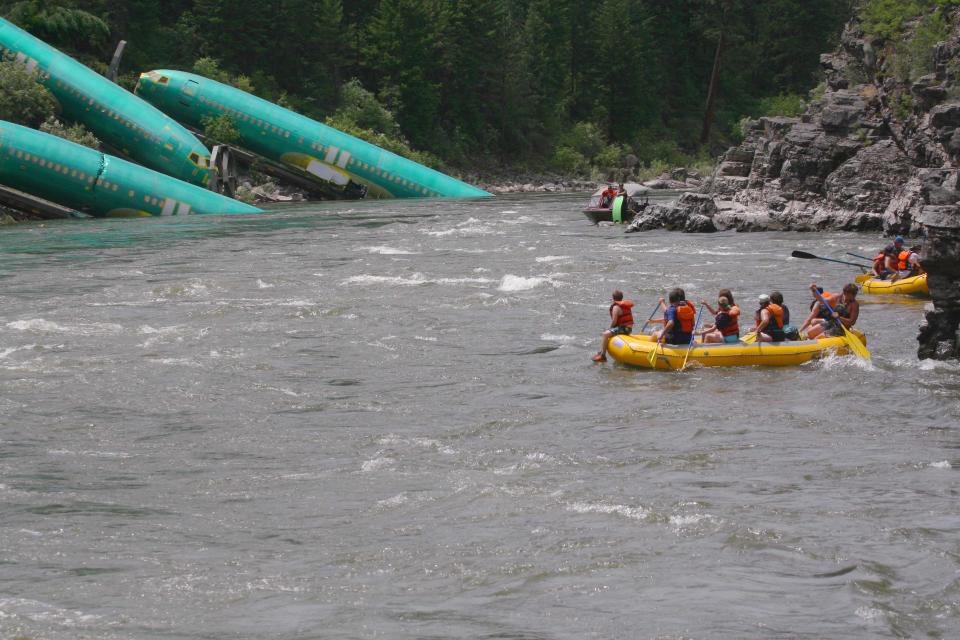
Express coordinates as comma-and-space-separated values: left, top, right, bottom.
607, 331, 867, 370
856, 273, 929, 297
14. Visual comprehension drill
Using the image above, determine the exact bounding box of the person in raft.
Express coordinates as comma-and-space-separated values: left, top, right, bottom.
592, 289, 634, 362
698, 294, 739, 343
872, 236, 905, 279
770, 290, 800, 340
896, 245, 924, 279
799, 283, 860, 339
748, 293, 786, 342
650, 288, 696, 345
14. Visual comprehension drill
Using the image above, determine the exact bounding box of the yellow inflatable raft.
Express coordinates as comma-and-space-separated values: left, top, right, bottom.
855, 272, 929, 296
607, 331, 867, 370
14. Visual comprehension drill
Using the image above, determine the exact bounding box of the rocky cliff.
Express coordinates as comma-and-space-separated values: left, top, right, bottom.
629, 8, 960, 361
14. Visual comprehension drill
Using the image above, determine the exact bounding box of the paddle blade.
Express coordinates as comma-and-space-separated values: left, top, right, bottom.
842, 326, 871, 360
648, 343, 658, 367
741, 332, 757, 343
791, 250, 818, 259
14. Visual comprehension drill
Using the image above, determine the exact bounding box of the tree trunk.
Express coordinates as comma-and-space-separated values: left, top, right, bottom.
700, 30, 724, 145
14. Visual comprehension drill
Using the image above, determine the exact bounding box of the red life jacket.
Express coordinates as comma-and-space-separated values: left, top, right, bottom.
609, 300, 634, 327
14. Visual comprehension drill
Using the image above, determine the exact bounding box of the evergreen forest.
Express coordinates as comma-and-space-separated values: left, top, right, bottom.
1, 0, 859, 177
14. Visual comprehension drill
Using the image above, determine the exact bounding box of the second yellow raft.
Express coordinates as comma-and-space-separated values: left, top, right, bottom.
608, 331, 867, 370
855, 273, 928, 296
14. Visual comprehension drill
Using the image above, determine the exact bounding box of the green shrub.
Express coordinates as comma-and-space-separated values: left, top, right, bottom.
39, 116, 99, 149
192, 57, 254, 94
893, 93, 914, 120
551, 146, 588, 174
201, 114, 241, 146
330, 79, 401, 138
592, 143, 625, 170
902, 10, 950, 81
558, 122, 606, 160
860, 0, 952, 42
0, 59, 58, 126
757, 93, 806, 117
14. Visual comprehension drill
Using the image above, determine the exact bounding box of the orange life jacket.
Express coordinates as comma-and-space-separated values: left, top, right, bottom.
898, 250, 911, 271
766, 303, 784, 329
609, 300, 634, 327
674, 301, 696, 332
717, 306, 740, 337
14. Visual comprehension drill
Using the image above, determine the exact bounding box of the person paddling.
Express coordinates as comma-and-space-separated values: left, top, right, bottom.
698, 295, 740, 343
592, 289, 634, 362
799, 283, 860, 339
748, 294, 786, 342
872, 236, 904, 279
651, 288, 696, 345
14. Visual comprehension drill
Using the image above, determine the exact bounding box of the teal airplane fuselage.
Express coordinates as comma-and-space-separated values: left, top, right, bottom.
0, 120, 261, 217
0, 18, 212, 187
136, 70, 491, 200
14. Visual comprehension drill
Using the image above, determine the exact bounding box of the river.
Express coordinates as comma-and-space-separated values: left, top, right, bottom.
1, 192, 958, 639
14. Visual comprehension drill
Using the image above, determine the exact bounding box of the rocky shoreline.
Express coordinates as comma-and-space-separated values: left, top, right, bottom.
625, 10, 960, 361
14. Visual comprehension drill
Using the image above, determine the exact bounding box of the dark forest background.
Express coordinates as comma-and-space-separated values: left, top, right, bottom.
2, 0, 859, 176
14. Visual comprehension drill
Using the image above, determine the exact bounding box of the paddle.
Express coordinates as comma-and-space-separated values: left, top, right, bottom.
791, 250, 871, 271
741, 331, 757, 343
638, 300, 662, 334
648, 337, 660, 367
680, 304, 705, 371
812, 287, 871, 360
846, 252, 874, 262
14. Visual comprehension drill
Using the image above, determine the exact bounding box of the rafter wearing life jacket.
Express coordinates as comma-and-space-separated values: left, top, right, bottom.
665, 300, 696, 344
609, 299, 634, 329
756, 301, 786, 342
715, 306, 740, 338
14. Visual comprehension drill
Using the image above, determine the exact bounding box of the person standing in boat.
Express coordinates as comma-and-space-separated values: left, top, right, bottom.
598, 184, 617, 208
592, 289, 634, 362
799, 283, 860, 339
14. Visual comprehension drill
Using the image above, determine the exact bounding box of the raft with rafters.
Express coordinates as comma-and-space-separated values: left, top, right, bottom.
607, 331, 868, 370
855, 273, 929, 297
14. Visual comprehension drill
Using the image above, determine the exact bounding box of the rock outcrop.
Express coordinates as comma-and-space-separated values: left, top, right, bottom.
629, 9, 960, 360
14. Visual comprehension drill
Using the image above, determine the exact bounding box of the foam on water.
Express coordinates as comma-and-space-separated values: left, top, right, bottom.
342, 273, 494, 287
6, 319, 124, 335
498, 274, 553, 292
567, 500, 649, 521
360, 245, 418, 255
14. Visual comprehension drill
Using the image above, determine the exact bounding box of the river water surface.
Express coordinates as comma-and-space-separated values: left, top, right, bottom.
1, 192, 958, 639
